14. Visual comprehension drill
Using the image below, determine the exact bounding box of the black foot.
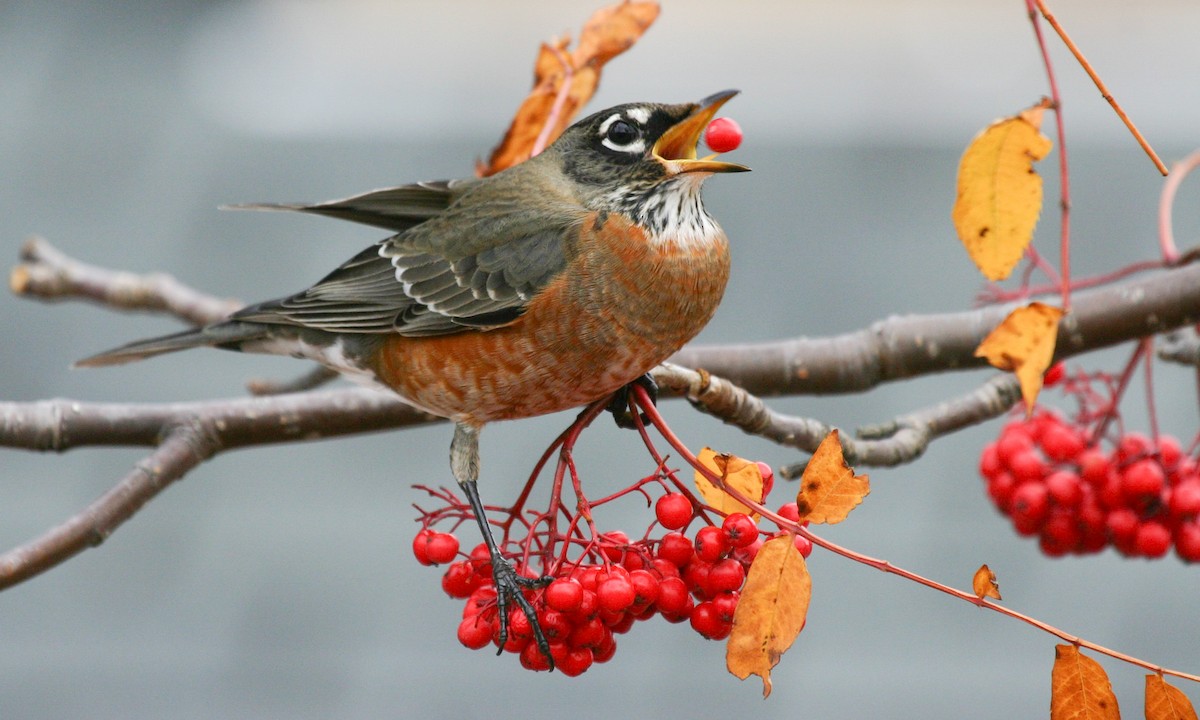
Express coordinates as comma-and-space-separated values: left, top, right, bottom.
607, 373, 658, 430
490, 553, 554, 665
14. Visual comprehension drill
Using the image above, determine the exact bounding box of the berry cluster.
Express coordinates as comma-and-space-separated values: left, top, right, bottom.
980, 410, 1200, 561
413, 489, 812, 675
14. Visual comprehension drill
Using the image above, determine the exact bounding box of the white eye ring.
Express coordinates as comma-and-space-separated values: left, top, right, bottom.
598, 114, 644, 153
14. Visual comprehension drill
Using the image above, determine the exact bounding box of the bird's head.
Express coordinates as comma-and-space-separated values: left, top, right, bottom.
545, 91, 748, 224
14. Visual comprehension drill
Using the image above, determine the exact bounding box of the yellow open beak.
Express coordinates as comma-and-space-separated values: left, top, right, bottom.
652, 89, 750, 175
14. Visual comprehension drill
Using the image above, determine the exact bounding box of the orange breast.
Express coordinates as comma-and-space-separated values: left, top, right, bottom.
369, 212, 730, 425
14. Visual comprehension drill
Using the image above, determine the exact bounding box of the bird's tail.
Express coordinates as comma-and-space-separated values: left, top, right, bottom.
74, 321, 271, 368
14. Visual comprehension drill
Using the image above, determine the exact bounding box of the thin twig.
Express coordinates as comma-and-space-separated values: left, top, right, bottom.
1158, 150, 1200, 263
1032, 0, 1168, 176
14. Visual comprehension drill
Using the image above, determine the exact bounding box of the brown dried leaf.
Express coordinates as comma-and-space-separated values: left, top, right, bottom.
726, 535, 811, 698
952, 99, 1054, 281
481, 1, 659, 176
795, 430, 869, 524
974, 302, 1065, 413
1050, 645, 1120, 720
694, 448, 764, 520
971, 564, 1001, 600
1146, 675, 1199, 720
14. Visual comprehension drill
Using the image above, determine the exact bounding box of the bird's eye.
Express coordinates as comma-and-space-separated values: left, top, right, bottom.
605, 120, 639, 147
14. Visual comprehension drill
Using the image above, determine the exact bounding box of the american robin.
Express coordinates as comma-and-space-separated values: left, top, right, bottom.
78, 90, 748, 664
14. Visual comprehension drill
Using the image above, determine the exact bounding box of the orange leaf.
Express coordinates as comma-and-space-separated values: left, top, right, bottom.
974, 302, 1065, 413
481, 1, 659, 176
726, 535, 811, 698
971, 564, 1001, 600
795, 430, 869, 524
952, 99, 1053, 281
1050, 645, 1120, 720
1146, 675, 1199, 720
694, 448, 764, 519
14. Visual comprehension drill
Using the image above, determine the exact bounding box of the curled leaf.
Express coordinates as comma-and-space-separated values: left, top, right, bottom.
971, 564, 1001, 601
726, 536, 811, 698
974, 302, 1065, 413
694, 448, 765, 519
795, 430, 869, 524
482, 1, 659, 175
952, 99, 1053, 281
1050, 645, 1120, 720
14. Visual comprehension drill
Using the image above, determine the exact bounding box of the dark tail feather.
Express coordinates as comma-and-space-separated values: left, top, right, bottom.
74, 321, 270, 368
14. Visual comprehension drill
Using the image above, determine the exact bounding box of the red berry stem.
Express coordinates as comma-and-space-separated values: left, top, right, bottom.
1087, 340, 1147, 447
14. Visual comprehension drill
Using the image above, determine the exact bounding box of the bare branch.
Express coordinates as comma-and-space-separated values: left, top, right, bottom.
672, 261, 1200, 396
0, 428, 210, 590
10, 236, 241, 324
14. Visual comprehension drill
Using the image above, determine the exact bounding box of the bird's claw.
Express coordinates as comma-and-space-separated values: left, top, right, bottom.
607, 373, 658, 430
490, 554, 555, 668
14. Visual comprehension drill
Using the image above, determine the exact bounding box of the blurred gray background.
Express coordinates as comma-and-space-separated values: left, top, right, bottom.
3, 1, 1199, 718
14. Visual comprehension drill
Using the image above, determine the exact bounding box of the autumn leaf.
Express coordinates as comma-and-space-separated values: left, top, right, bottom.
481, 1, 660, 176
974, 302, 1065, 412
971, 564, 1001, 601
1050, 645, 1120, 720
694, 448, 765, 519
795, 430, 869, 524
1146, 675, 1199, 720
727, 536, 811, 698
952, 99, 1054, 281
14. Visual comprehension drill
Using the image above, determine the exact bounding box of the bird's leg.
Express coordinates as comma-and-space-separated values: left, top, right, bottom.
450, 422, 554, 667
606, 372, 659, 430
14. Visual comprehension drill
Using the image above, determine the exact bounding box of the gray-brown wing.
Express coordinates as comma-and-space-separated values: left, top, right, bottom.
224, 179, 478, 232
231, 222, 575, 337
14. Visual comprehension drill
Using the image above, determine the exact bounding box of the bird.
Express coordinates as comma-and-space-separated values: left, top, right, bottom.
77, 90, 749, 665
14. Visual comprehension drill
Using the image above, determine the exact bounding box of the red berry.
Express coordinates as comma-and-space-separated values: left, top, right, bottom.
997, 429, 1035, 468
1040, 508, 1081, 556
1158, 435, 1184, 470
655, 576, 691, 614
658, 531, 695, 567
424, 532, 460, 564
1175, 522, 1200, 562
777, 502, 801, 524
593, 633, 618, 663
441, 560, 480, 598
537, 608, 573, 642
1134, 521, 1172, 558
707, 558, 747, 594
1116, 432, 1153, 463
628, 569, 660, 607
568, 589, 598, 623
704, 117, 742, 153
1170, 480, 1200, 517
651, 557, 681, 579
1121, 459, 1166, 504
655, 493, 694, 530
721, 512, 759, 548
1077, 448, 1112, 487
979, 442, 1003, 480
987, 471, 1018, 512
518, 641, 554, 672
1008, 449, 1048, 483
1040, 424, 1086, 463
1043, 361, 1066, 387
734, 537, 765, 565
756, 461, 775, 501
457, 615, 494, 650
683, 559, 712, 598
690, 601, 732, 640
1009, 483, 1051, 534
694, 525, 729, 562
568, 617, 606, 649
557, 647, 594, 677
792, 532, 813, 558
597, 577, 636, 613
411, 528, 435, 566
462, 586, 498, 618
599, 531, 630, 562
1045, 470, 1084, 508
711, 591, 739, 624
545, 578, 584, 613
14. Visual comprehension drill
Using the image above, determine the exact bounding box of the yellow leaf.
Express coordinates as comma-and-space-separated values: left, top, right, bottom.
1050, 645, 1120, 720
1146, 675, 1199, 720
975, 302, 1065, 413
971, 564, 1001, 600
726, 536, 811, 698
795, 430, 869, 524
952, 100, 1053, 281
694, 448, 765, 519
